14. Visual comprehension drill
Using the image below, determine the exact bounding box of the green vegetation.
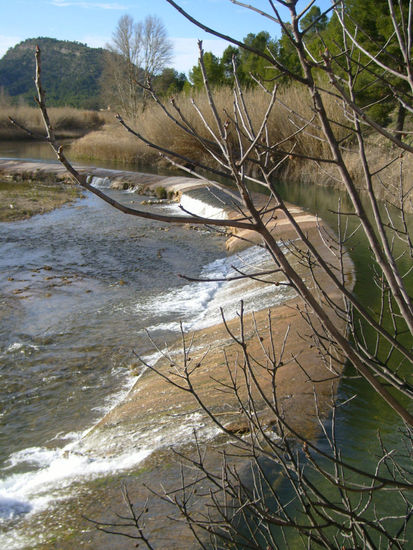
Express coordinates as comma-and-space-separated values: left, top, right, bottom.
187, 31, 278, 90
1, 1, 409, 203
324, 0, 410, 130
1, 1, 406, 132
69, 83, 412, 209
155, 186, 167, 199
0, 35, 187, 111
182, 1, 409, 132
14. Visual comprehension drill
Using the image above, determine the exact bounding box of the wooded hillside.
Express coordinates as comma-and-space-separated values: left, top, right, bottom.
0, 38, 106, 109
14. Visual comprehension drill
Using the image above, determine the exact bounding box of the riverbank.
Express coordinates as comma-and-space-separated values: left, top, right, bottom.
0, 179, 83, 222
65, 84, 413, 212
90, 203, 351, 441
67, 192, 352, 547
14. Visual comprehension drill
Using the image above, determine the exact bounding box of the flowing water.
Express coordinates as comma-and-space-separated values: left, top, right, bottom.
0, 142, 411, 548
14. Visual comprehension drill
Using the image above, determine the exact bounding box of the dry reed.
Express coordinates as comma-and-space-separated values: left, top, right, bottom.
56, 85, 413, 205
70, 84, 348, 175
0, 105, 106, 139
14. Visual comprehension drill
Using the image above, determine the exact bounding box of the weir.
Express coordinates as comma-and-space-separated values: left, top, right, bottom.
0, 159, 354, 548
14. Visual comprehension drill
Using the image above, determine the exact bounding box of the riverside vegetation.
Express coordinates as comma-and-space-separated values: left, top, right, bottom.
3, 85, 411, 210
69, 83, 413, 208
3, 84, 411, 209
0, 103, 106, 141
0, 100, 102, 221
2, 3, 412, 207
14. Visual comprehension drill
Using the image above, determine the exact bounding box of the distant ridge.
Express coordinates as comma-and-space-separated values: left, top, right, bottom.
0, 37, 106, 109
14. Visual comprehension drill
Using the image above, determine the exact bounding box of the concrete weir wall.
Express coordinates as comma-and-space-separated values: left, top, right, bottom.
0, 159, 210, 196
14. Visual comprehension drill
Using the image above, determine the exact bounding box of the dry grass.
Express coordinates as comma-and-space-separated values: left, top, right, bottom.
70, 84, 347, 167
0, 105, 106, 139
70, 121, 143, 164
342, 137, 413, 207
67, 84, 412, 207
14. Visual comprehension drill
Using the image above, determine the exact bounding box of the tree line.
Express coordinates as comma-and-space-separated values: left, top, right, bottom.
110, 1, 409, 133
186, 0, 408, 130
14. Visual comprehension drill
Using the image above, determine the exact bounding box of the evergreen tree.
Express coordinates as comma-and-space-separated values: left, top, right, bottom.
153, 68, 187, 96
189, 51, 224, 89
239, 31, 278, 85
324, 0, 409, 128
221, 45, 243, 86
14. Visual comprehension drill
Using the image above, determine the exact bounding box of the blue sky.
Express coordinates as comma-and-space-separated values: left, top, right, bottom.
0, 0, 331, 73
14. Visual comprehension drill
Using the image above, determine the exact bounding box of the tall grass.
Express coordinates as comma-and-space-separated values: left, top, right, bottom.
70, 84, 348, 176
68, 84, 413, 203
0, 105, 106, 139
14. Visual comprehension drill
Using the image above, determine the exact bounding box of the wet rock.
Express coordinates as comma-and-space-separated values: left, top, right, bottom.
224, 420, 250, 435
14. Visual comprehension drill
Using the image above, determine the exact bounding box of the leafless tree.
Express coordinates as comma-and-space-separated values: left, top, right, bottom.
103, 14, 173, 116
10, 0, 413, 548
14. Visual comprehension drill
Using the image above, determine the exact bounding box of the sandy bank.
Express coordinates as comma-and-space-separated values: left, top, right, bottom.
69, 201, 353, 548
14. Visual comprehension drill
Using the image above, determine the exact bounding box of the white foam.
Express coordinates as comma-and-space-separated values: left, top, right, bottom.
0, 224, 293, 546
180, 193, 228, 220
6, 343, 24, 353
0, 407, 220, 530
124, 185, 139, 193
5, 342, 39, 354
88, 175, 112, 189
0, 445, 151, 525
133, 245, 294, 335
134, 256, 228, 320
144, 321, 183, 333
91, 373, 137, 414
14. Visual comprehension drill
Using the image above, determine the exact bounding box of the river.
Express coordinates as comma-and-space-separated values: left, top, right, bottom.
0, 143, 298, 548
0, 141, 411, 548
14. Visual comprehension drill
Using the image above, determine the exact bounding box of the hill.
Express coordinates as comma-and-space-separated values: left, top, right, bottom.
0, 38, 106, 109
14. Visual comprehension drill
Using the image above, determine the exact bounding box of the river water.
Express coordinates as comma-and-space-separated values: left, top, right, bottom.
0, 142, 411, 548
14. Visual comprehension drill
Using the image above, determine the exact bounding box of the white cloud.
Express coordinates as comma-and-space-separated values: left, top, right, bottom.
50, 1, 127, 9
171, 37, 228, 74
0, 35, 22, 59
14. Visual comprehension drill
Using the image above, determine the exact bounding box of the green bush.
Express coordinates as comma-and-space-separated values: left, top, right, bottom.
155, 186, 167, 199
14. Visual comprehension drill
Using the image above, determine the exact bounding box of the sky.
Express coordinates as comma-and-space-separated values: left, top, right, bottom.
0, 0, 331, 73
